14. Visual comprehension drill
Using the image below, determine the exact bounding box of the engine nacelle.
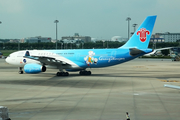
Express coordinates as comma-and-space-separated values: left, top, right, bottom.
24, 63, 46, 74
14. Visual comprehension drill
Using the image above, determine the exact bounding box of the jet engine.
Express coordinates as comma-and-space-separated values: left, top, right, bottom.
24, 63, 46, 74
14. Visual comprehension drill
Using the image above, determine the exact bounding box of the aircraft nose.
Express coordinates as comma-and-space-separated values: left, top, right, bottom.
5, 57, 10, 64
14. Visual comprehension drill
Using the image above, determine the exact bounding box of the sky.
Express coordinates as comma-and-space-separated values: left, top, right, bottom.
0, 0, 180, 40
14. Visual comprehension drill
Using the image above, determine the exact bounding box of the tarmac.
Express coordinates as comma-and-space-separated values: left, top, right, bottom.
0, 58, 180, 120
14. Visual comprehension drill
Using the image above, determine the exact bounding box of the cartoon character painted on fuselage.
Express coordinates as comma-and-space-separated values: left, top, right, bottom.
84, 51, 98, 66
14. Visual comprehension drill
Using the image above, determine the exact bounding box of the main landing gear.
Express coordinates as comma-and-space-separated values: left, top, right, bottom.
56, 72, 69, 76
56, 70, 92, 76
79, 70, 91, 75
18, 67, 23, 74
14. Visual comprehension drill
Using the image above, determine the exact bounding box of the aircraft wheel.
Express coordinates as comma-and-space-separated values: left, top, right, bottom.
65, 72, 69, 76
80, 71, 85, 75
57, 72, 69, 76
85, 71, 88, 75
56, 72, 61, 76
79, 71, 83, 75
18, 67, 23, 74
19, 71, 23, 74
87, 71, 91, 75
85, 71, 91, 75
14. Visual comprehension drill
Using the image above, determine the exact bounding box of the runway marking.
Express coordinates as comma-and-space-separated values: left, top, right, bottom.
122, 92, 162, 96
160, 80, 180, 82
133, 93, 139, 95
133, 66, 146, 68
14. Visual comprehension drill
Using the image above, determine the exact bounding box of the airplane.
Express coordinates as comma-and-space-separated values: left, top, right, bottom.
5, 15, 157, 76
143, 47, 172, 56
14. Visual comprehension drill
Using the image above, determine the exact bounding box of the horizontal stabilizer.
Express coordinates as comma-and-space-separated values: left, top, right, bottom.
129, 48, 144, 56
129, 48, 153, 56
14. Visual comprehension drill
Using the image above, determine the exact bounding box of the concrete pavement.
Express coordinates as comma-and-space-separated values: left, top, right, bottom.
0, 58, 180, 120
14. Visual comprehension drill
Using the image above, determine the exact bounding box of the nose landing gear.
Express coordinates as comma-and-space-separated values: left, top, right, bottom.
18, 67, 23, 74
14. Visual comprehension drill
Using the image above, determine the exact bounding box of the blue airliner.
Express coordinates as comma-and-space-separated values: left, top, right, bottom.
5, 15, 157, 76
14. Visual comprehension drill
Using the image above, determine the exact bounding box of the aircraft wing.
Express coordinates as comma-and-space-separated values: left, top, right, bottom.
23, 50, 81, 69
155, 47, 173, 51
144, 47, 173, 56
23, 55, 73, 66
24, 55, 70, 66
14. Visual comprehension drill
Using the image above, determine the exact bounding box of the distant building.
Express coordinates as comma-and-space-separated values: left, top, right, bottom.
0, 39, 12, 43
155, 32, 180, 42
20, 36, 51, 43
91, 38, 98, 42
51, 39, 57, 43
0, 39, 20, 43
9, 39, 20, 43
62, 33, 91, 43
150, 34, 165, 43
111, 36, 127, 42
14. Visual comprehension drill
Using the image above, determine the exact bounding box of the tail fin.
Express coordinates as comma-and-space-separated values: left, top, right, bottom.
121, 15, 157, 49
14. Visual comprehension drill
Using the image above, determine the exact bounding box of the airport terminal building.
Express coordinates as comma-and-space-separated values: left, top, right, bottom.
62, 33, 91, 43
150, 34, 165, 43
20, 36, 51, 43
154, 32, 180, 42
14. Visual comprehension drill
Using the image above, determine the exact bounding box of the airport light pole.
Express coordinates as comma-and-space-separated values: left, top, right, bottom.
18, 41, 20, 50
132, 23, 137, 33
126, 17, 131, 40
107, 40, 108, 48
102, 40, 105, 48
61, 42, 63, 49
82, 42, 84, 49
54, 20, 59, 49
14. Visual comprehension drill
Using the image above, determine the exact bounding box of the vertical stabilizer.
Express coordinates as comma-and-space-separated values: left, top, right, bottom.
121, 16, 157, 49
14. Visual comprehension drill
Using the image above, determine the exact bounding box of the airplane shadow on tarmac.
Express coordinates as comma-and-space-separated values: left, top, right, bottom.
0, 71, 151, 89
1, 71, 180, 89
0, 78, 131, 89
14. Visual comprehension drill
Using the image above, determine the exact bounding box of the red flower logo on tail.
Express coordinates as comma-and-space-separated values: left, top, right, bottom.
137, 28, 150, 42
